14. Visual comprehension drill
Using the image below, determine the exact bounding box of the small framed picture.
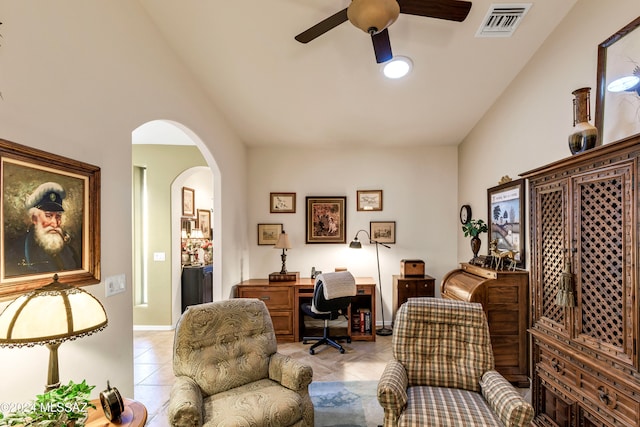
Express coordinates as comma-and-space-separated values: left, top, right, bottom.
270, 192, 296, 213
357, 190, 383, 211
197, 209, 211, 239
370, 221, 395, 244
258, 223, 283, 245
182, 187, 195, 216
487, 179, 525, 269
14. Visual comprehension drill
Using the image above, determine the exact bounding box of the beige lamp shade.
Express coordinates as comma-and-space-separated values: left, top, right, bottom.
274, 231, 292, 250
0, 274, 108, 390
347, 0, 400, 34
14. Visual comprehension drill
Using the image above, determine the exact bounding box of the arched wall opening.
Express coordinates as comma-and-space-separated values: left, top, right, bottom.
132, 120, 222, 328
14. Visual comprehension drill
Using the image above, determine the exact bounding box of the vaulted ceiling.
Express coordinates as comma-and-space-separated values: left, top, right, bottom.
138, 0, 577, 148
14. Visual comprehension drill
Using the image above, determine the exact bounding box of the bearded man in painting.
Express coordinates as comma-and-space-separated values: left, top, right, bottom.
4, 182, 81, 276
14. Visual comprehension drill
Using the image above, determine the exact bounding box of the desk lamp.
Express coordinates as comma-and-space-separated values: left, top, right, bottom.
349, 229, 392, 336
0, 274, 108, 391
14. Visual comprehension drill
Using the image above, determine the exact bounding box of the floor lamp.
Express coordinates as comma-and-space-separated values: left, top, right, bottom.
349, 229, 392, 336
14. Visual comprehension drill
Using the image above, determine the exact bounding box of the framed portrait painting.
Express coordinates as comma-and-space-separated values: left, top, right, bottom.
257, 223, 282, 245
0, 138, 101, 297
306, 196, 346, 243
596, 16, 640, 145
487, 179, 525, 269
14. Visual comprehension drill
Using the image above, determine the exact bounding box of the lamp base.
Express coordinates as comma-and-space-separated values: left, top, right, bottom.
376, 327, 393, 336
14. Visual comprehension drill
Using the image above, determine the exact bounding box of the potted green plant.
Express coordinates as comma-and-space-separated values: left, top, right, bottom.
0, 380, 95, 427
462, 219, 488, 260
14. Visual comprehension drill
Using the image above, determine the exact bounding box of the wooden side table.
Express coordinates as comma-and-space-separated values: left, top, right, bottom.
87, 398, 147, 427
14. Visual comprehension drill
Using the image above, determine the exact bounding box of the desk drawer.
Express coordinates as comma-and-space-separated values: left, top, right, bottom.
237, 286, 293, 310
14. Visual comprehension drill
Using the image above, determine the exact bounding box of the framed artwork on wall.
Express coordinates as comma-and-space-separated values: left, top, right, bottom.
197, 209, 211, 239
182, 187, 195, 217
270, 192, 296, 213
306, 196, 346, 243
357, 190, 383, 211
487, 179, 525, 269
370, 221, 395, 244
257, 223, 282, 245
596, 16, 640, 145
0, 138, 101, 298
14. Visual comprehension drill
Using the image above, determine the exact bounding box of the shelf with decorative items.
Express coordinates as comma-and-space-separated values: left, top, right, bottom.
181, 228, 212, 266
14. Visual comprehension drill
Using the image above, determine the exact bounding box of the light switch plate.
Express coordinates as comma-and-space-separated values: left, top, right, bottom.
153, 252, 166, 261
105, 274, 126, 297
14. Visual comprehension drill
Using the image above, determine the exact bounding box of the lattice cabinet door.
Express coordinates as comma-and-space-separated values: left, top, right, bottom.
572, 162, 636, 366
530, 177, 571, 336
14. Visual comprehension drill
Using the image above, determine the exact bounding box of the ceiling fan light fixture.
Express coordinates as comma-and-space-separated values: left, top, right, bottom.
607, 75, 640, 92
348, 0, 400, 34
382, 56, 413, 79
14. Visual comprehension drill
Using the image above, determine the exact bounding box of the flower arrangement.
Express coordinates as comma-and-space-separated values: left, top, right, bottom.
461, 219, 488, 238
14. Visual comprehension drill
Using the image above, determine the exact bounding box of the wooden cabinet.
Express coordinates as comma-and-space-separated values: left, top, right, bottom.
522, 137, 640, 427
181, 265, 213, 313
391, 275, 435, 324
441, 263, 529, 387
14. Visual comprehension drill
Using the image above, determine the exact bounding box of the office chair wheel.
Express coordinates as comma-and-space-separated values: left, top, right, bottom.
309, 348, 315, 355
347, 338, 351, 343
339, 348, 345, 354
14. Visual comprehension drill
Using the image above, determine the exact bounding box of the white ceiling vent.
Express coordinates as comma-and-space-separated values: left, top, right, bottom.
476, 3, 532, 38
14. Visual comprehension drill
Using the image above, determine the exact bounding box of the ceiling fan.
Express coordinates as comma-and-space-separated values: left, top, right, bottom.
295, 0, 472, 63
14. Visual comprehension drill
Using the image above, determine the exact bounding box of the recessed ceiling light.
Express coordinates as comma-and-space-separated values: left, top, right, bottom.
382, 56, 413, 79
607, 75, 640, 92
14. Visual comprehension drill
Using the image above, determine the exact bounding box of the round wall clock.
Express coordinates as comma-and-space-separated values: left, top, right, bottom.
460, 205, 472, 224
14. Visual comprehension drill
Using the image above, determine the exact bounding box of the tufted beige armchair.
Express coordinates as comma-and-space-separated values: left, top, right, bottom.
377, 298, 533, 427
168, 298, 314, 427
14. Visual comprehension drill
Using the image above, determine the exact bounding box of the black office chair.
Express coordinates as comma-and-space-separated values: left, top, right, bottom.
301, 272, 356, 354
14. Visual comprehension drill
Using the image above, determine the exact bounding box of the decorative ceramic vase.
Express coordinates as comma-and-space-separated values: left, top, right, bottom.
568, 87, 598, 155
470, 236, 481, 259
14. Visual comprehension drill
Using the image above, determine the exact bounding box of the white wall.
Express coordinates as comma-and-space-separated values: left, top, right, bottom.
458, 0, 640, 264
248, 145, 458, 324
0, 1, 247, 402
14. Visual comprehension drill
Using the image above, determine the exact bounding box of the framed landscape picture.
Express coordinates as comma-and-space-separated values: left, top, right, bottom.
258, 223, 282, 245
487, 179, 525, 269
0, 138, 101, 297
197, 209, 211, 239
306, 196, 346, 243
182, 187, 195, 216
370, 221, 396, 244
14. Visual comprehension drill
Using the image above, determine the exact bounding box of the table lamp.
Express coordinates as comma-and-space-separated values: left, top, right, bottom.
0, 274, 108, 391
274, 230, 292, 274
349, 229, 392, 336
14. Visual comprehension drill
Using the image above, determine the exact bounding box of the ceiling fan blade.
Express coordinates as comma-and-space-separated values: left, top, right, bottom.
372, 29, 393, 63
295, 8, 349, 43
398, 0, 472, 22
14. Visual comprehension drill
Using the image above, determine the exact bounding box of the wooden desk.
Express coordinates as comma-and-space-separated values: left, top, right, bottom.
235, 277, 376, 343
87, 398, 147, 427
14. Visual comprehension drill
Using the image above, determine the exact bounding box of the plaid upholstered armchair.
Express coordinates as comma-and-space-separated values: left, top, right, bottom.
377, 298, 533, 427
168, 299, 314, 427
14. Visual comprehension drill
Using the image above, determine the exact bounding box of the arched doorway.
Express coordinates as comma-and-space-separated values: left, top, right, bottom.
132, 120, 221, 328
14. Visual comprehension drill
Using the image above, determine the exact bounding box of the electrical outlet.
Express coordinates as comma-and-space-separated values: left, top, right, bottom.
105, 274, 126, 297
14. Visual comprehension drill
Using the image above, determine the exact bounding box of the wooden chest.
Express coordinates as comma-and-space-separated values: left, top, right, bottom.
400, 259, 425, 276
441, 263, 529, 387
